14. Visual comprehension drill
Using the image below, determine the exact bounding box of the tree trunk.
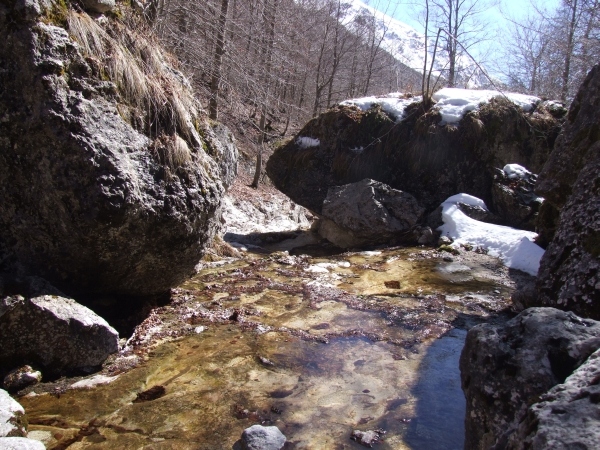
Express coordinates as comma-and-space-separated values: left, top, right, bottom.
209, 0, 230, 121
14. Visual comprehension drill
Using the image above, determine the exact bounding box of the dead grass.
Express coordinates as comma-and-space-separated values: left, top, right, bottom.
67, 10, 198, 164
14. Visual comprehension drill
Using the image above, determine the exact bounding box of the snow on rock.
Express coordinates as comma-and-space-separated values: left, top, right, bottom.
296, 137, 320, 149
432, 88, 540, 124
438, 194, 544, 276
503, 164, 532, 180
340, 94, 421, 121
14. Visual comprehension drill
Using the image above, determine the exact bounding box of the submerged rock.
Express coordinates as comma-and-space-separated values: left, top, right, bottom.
460, 308, 600, 450
505, 348, 600, 449
0, 0, 236, 297
533, 64, 600, 320
241, 424, 286, 450
318, 179, 424, 248
0, 295, 118, 376
0, 389, 26, 438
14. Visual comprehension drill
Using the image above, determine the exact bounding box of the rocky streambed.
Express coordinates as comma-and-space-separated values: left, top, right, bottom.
16, 237, 529, 449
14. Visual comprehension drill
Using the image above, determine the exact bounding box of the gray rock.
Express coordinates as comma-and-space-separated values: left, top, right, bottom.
0, 437, 46, 450
0, 389, 26, 438
241, 424, 286, 450
0, 1, 236, 297
318, 179, 424, 248
460, 308, 600, 450
2, 366, 42, 394
505, 348, 600, 450
81, 0, 115, 13
0, 295, 118, 376
14, 0, 50, 20
533, 64, 600, 320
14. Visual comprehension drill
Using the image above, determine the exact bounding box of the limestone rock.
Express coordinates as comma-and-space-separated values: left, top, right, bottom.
81, 0, 115, 13
2, 366, 42, 394
0, 0, 237, 297
534, 64, 600, 319
0, 389, 26, 438
0, 437, 46, 450
505, 348, 600, 450
318, 179, 424, 248
460, 308, 600, 450
0, 295, 118, 376
266, 97, 562, 215
241, 424, 286, 450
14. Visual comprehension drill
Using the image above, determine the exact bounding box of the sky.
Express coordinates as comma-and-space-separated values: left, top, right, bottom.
362, 0, 562, 77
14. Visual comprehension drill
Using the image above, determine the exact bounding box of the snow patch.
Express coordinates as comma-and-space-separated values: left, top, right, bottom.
438, 194, 544, 276
432, 88, 540, 124
340, 95, 421, 122
296, 136, 320, 149
503, 164, 531, 180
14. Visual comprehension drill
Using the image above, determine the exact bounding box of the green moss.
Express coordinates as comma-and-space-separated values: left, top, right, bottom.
438, 245, 460, 255
42, 0, 69, 27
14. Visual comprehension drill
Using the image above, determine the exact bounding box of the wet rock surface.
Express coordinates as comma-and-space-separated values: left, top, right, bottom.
534, 64, 600, 320
15, 245, 523, 449
318, 179, 424, 248
505, 348, 600, 450
0, 0, 235, 297
0, 295, 118, 377
460, 307, 600, 450
241, 424, 286, 450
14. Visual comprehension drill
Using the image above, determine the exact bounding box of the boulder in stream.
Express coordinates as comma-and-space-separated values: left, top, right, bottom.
318, 179, 424, 248
505, 348, 600, 450
0, 437, 46, 450
460, 307, 600, 450
0, 295, 118, 376
241, 424, 286, 450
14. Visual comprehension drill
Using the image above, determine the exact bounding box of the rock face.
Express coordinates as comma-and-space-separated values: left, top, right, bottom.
505, 348, 600, 450
460, 308, 600, 450
317, 179, 424, 248
241, 424, 286, 450
0, 295, 119, 376
0, 0, 237, 297
533, 64, 600, 320
81, 0, 115, 13
266, 97, 562, 217
0, 389, 26, 438
2, 366, 42, 394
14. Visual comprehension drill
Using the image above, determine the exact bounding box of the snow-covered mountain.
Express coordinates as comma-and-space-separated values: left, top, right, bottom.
342, 0, 488, 88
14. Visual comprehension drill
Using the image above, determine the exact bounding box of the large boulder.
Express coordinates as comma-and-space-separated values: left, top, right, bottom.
266, 96, 562, 216
0, 0, 237, 298
460, 308, 600, 450
0, 295, 118, 376
317, 179, 424, 248
533, 64, 600, 319
505, 348, 600, 449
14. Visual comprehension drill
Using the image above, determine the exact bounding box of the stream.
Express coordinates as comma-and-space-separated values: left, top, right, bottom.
18, 235, 527, 449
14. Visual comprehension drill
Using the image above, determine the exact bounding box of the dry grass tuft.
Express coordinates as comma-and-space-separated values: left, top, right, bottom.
151, 134, 192, 170
66, 10, 199, 164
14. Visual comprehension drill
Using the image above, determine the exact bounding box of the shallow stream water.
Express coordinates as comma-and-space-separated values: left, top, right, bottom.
19, 241, 523, 450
